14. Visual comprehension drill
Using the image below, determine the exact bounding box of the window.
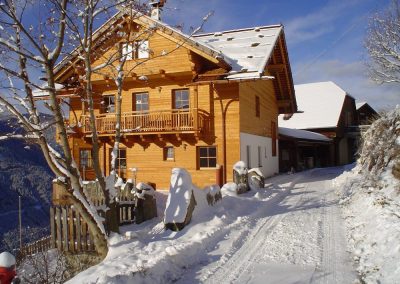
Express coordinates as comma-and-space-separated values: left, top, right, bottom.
79, 149, 93, 169
255, 95, 260, 117
164, 147, 174, 161
173, 89, 190, 109
246, 145, 251, 168
109, 148, 127, 178
198, 146, 217, 168
133, 92, 149, 112
121, 40, 149, 60
271, 121, 277, 156
258, 146, 262, 167
101, 95, 115, 113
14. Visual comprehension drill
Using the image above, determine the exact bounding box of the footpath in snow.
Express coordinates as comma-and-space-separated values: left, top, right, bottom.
68, 167, 356, 284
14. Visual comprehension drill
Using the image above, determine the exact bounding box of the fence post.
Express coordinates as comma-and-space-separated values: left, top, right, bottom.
50, 207, 56, 249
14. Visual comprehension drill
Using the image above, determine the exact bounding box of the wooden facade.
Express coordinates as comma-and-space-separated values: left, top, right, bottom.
49, 13, 296, 189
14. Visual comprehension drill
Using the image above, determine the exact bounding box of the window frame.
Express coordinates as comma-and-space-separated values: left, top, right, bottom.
109, 148, 127, 178
198, 146, 217, 169
271, 121, 277, 157
163, 146, 175, 161
173, 89, 190, 110
246, 145, 251, 168
101, 95, 115, 113
79, 148, 93, 170
255, 95, 260, 118
133, 92, 149, 112
121, 40, 150, 60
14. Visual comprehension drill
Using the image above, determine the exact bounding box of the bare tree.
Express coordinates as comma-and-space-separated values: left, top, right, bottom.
0, 0, 110, 257
365, 0, 400, 84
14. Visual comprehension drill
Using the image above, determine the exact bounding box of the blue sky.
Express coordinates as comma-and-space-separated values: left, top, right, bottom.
163, 0, 400, 111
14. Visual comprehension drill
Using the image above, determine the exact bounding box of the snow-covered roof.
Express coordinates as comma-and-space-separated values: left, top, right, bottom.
278, 81, 347, 129
279, 127, 331, 142
32, 83, 65, 98
356, 102, 367, 110
194, 25, 282, 79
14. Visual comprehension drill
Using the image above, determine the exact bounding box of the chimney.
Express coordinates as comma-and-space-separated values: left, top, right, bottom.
149, 0, 166, 21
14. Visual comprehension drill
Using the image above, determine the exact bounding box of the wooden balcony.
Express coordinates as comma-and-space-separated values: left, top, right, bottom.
81, 108, 209, 136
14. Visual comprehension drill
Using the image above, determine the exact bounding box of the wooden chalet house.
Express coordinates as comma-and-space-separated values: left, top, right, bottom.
279, 81, 358, 168
37, 8, 297, 188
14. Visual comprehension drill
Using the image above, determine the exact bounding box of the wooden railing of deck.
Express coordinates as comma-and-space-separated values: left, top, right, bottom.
81, 108, 209, 135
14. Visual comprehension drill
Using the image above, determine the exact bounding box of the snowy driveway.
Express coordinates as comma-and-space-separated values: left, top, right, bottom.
68, 167, 357, 284
178, 168, 356, 284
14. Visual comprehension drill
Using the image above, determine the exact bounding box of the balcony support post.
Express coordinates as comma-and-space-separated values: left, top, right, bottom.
193, 86, 199, 131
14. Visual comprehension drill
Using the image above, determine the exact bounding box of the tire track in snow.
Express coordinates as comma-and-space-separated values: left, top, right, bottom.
203, 175, 309, 283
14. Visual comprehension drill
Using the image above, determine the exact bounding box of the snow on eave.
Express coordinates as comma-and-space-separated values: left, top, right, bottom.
193, 24, 283, 38
279, 127, 332, 142
32, 83, 65, 98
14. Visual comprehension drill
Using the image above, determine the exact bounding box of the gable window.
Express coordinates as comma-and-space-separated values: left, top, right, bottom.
109, 148, 127, 178
198, 146, 217, 168
79, 149, 93, 169
164, 146, 174, 161
255, 95, 260, 117
133, 92, 149, 112
271, 121, 277, 157
121, 40, 149, 60
173, 89, 190, 109
101, 95, 115, 113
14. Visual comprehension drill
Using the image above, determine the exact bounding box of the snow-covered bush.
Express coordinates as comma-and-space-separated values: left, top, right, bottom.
358, 106, 400, 179
337, 106, 400, 283
248, 168, 265, 190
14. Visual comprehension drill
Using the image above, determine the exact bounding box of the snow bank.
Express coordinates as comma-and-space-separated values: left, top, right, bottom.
335, 106, 400, 283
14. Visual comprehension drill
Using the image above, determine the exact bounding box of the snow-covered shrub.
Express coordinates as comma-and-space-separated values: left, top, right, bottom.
134, 182, 156, 199
203, 184, 222, 206
233, 161, 249, 193
248, 168, 265, 190
337, 106, 400, 283
358, 106, 400, 179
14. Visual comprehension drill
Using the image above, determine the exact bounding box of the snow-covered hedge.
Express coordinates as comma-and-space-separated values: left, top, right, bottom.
336, 106, 400, 283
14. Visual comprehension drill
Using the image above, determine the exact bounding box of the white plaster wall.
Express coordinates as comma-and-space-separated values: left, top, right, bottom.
240, 132, 279, 177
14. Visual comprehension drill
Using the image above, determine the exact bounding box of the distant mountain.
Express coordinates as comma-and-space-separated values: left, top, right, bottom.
0, 114, 54, 251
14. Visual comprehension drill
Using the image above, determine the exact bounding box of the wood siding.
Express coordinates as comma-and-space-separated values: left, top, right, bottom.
239, 80, 278, 137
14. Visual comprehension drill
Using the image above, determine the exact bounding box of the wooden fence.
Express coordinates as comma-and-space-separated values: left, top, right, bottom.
18, 236, 53, 260
47, 181, 138, 253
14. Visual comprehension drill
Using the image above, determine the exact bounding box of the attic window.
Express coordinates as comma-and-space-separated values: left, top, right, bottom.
227, 37, 234, 41
214, 32, 223, 37
254, 27, 261, 32
258, 34, 265, 38
121, 40, 149, 60
247, 55, 254, 58
251, 42, 260, 47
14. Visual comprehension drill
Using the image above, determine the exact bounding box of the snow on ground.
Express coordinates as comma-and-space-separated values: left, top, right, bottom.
67, 167, 356, 284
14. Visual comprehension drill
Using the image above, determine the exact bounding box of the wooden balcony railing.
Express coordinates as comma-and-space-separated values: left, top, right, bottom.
81, 108, 209, 135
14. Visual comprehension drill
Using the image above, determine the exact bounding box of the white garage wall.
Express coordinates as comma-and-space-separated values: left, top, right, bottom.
240, 132, 279, 177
